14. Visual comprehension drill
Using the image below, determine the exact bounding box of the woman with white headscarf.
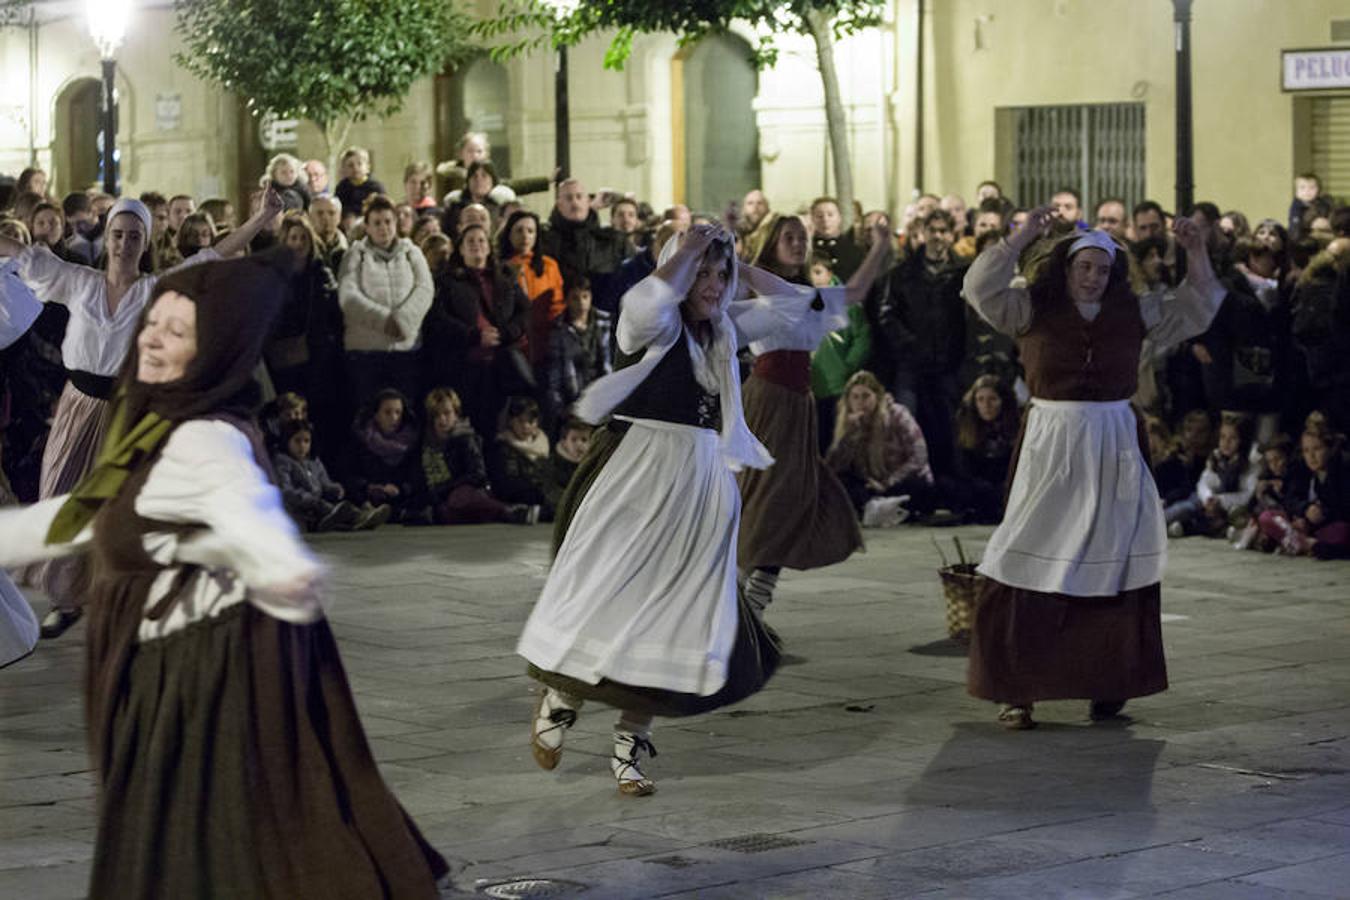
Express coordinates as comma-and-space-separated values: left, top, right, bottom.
962, 207, 1223, 730
517, 223, 813, 796
0, 189, 282, 638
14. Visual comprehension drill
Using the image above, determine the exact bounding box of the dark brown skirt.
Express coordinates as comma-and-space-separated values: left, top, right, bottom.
737, 375, 862, 571
88, 603, 446, 900
966, 579, 1168, 704
537, 420, 781, 717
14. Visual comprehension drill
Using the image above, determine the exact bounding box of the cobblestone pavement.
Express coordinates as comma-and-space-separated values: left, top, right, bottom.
2, 523, 1348, 899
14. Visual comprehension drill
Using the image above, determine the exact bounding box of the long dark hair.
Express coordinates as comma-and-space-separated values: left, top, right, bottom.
1027, 233, 1134, 311
751, 213, 809, 285
498, 209, 544, 277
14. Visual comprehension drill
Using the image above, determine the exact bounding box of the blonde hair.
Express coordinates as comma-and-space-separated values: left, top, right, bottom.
261, 153, 306, 189
278, 212, 322, 263
424, 386, 463, 419
830, 370, 890, 481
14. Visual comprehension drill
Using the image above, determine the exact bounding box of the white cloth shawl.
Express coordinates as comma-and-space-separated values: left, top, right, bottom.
577, 234, 787, 472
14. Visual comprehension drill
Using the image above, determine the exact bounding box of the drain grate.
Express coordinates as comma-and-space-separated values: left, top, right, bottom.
646, 855, 702, 869
705, 833, 813, 854
477, 878, 589, 898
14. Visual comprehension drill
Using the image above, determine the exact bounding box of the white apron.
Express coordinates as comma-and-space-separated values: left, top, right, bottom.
516, 416, 741, 695
978, 398, 1166, 597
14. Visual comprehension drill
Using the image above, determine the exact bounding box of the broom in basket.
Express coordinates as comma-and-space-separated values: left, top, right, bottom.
934, 535, 985, 642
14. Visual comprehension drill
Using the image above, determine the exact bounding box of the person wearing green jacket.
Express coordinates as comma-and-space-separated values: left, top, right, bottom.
810, 257, 873, 454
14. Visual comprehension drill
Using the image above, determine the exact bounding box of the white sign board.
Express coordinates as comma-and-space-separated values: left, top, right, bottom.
1283, 48, 1350, 92
155, 93, 182, 132
259, 111, 300, 151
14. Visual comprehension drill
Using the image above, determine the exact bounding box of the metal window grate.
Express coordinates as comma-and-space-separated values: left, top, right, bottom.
1011, 103, 1146, 215
1309, 96, 1350, 201
704, 833, 814, 854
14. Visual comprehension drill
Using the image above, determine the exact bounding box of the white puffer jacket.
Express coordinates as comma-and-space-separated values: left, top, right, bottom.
338, 237, 433, 352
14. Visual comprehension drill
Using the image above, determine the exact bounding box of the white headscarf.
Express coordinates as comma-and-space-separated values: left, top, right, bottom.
576, 226, 773, 471
107, 197, 153, 238
1069, 229, 1119, 262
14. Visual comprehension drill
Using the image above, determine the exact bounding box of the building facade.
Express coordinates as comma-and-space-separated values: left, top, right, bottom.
2, 0, 1347, 223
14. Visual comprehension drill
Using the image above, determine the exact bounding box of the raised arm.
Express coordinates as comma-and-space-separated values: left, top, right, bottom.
1139, 215, 1227, 350
843, 221, 895, 306
213, 187, 285, 259
962, 204, 1056, 337
615, 228, 714, 353
0, 497, 93, 567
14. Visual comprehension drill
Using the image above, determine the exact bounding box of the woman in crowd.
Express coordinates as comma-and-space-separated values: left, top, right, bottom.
348, 388, 419, 522
0, 190, 280, 638
962, 206, 1223, 729
174, 212, 217, 261
423, 222, 530, 438
25, 202, 65, 257
435, 131, 553, 200
499, 209, 565, 372
266, 213, 347, 459
952, 374, 1020, 524
825, 369, 934, 527
337, 194, 433, 410
0, 250, 448, 898
517, 224, 814, 796
736, 213, 892, 615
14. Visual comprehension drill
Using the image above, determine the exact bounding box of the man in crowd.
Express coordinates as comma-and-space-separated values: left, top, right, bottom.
1094, 197, 1128, 242
310, 195, 348, 270
874, 208, 968, 478
540, 178, 629, 314
1051, 188, 1086, 230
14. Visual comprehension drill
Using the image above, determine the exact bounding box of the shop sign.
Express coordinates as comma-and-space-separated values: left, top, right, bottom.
1283, 48, 1350, 91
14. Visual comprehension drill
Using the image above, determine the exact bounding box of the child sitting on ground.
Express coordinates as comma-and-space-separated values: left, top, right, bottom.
1257, 414, 1350, 559
275, 420, 389, 532
952, 374, 1019, 524
262, 391, 309, 454
1233, 433, 1294, 550
488, 396, 558, 521
410, 387, 537, 525
1167, 413, 1257, 538
348, 389, 418, 522
546, 414, 591, 497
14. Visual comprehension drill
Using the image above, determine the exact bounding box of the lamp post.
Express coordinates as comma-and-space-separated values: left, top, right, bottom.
541, 0, 578, 183
1173, 0, 1194, 216
87, 0, 131, 196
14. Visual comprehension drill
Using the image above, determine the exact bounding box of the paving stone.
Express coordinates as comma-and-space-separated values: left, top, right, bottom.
2, 525, 1347, 897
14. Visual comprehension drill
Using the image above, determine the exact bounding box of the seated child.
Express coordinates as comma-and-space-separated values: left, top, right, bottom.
274, 420, 389, 532
1166, 413, 1256, 537
1257, 414, 1350, 559
262, 391, 308, 454
411, 387, 538, 525
546, 414, 591, 497
348, 388, 418, 521
488, 396, 558, 521
825, 370, 935, 527
1233, 433, 1294, 550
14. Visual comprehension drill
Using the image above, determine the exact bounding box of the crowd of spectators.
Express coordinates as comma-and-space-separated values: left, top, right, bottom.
2, 147, 1347, 558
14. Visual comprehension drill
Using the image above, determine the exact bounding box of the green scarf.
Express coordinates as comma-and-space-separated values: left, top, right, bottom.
44, 397, 174, 545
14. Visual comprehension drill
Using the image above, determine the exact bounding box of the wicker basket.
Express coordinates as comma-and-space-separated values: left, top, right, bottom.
939, 562, 985, 642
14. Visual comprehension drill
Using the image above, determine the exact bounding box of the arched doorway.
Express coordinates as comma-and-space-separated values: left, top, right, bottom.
53, 78, 103, 195
435, 57, 513, 175
674, 33, 759, 214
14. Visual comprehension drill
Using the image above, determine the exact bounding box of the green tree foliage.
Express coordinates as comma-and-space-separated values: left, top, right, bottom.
473, 0, 884, 223
173, 0, 476, 168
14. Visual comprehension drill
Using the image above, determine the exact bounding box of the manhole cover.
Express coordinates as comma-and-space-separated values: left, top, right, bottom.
477, 878, 589, 898
646, 855, 702, 868
705, 833, 813, 854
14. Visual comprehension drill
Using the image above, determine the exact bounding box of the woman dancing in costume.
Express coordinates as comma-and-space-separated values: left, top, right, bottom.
0, 190, 282, 638
0, 252, 448, 898
737, 214, 892, 614
517, 223, 814, 796
962, 207, 1223, 729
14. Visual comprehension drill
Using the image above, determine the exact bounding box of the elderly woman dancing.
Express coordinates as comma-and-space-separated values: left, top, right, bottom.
517, 223, 815, 796
0, 251, 448, 898
962, 207, 1223, 729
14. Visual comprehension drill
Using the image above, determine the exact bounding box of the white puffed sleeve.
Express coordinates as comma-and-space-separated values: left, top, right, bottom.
616, 274, 683, 355
0, 497, 93, 567
1138, 274, 1227, 352
135, 420, 324, 622
729, 285, 819, 348
962, 240, 1033, 337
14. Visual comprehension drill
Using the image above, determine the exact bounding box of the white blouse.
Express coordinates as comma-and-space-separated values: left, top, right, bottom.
0, 420, 324, 640
748, 285, 848, 355
12, 246, 218, 376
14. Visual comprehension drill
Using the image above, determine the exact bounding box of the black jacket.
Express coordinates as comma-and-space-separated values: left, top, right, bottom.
424, 263, 529, 387
538, 209, 629, 291
875, 251, 970, 376
1284, 457, 1350, 522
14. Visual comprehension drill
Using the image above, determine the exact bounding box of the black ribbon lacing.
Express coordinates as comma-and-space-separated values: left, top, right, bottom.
538, 706, 577, 739
613, 734, 658, 779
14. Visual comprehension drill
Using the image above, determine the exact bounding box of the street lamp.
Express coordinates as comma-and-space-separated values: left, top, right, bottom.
1173, 0, 1194, 216
541, 0, 578, 183
87, 0, 131, 196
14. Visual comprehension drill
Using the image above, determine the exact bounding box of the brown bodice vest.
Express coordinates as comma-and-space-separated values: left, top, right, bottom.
1018, 290, 1146, 401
